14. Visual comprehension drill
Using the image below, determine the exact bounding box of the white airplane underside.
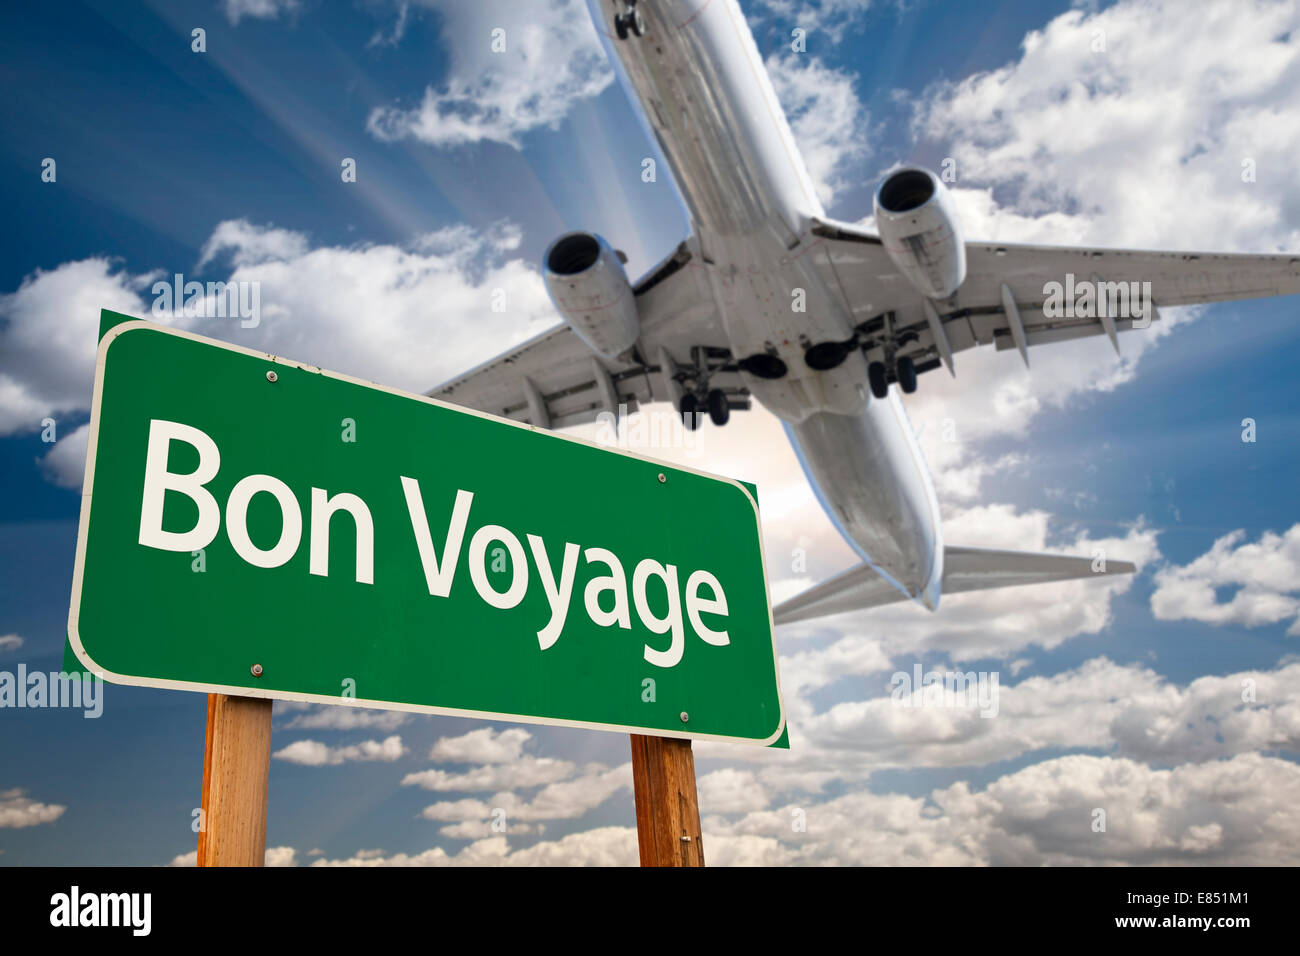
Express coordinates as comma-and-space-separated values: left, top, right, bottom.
429, 0, 1300, 621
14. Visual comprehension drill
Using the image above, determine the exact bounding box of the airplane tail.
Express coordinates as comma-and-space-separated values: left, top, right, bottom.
773, 546, 1136, 625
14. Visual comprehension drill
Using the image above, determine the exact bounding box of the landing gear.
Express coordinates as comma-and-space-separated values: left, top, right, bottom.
666, 345, 748, 428
679, 393, 701, 430
707, 389, 730, 427
896, 355, 917, 394
867, 361, 889, 400
679, 390, 731, 428
614, 2, 644, 40
855, 310, 933, 398
867, 357, 917, 398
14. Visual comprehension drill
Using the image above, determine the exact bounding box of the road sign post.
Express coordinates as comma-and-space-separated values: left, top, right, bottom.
630, 734, 704, 866
70, 311, 786, 866
197, 693, 273, 867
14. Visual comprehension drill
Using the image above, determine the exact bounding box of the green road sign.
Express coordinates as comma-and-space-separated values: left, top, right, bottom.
68, 314, 785, 745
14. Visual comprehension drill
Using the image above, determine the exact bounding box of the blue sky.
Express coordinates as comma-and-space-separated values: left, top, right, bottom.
2, 0, 1299, 866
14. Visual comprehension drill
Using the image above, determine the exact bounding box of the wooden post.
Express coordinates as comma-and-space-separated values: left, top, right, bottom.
629, 734, 704, 866
197, 693, 273, 867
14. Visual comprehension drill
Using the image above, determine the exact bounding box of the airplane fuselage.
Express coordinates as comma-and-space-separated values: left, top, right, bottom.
589, 0, 944, 607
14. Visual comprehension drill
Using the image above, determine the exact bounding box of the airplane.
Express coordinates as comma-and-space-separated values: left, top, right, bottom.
429, 0, 1300, 623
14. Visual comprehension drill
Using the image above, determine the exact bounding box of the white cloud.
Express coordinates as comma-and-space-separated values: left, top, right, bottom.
0, 258, 154, 436
368, 1, 411, 48
707, 752, 1300, 865
1, 219, 555, 485
223, 0, 299, 27
304, 749, 1300, 865
765, 53, 868, 206
794, 657, 1300, 770
437, 819, 543, 839
0, 634, 23, 654
37, 422, 89, 491
416, 797, 492, 822
402, 755, 575, 792
198, 219, 309, 269
272, 735, 406, 766
419, 762, 631, 823
310, 827, 638, 866
282, 706, 410, 732
1151, 525, 1300, 634
754, 0, 875, 43
427, 727, 533, 764
0, 789, 65, 828
264, 846, 298, 867
366, 0, 612, 149
698, 768, 771, 815
914, 0, 1300, 253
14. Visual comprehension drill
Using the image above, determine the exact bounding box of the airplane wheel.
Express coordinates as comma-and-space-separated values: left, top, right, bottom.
614, 14, 629, 40
867, 361, 889, 399
630, 9, 645, 36
680, 393, 701, 430
707, 389, 730, 427
897, 356, 917, 394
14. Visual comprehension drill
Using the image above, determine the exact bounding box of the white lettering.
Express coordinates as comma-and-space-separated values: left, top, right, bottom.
137, 419, 221, 552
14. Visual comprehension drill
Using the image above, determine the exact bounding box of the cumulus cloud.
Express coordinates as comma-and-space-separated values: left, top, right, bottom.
765, 53, 868, 206
426, 727, 533, 764
707, 752, 1300, 865
0, 258, 155, 436
277, 750, 1300, 865
419, 763, 631, 823
437, 820, 544, 839
754, 0, 875, 44
913, 0, 1300, 253
223, 0, 299, 27
281, 706, 410, 732
1, 218, 554, 485
1151, 525, 1300, 634
36, 423, 89, 491
402, 756, 575, 792
698, 768, 771, 815
793, 657, 1300, 770
264, 846, 299, 866
0, 634, 23, 655
272, 735, 407, 766
310, 827, 638, 866
0, 789, 65, 828
402, 726, 630, 829
366, 0, 612, 148
197, 219, 309, 269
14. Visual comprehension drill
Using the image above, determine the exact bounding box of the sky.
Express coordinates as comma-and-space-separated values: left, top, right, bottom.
1, 0, 1299, 866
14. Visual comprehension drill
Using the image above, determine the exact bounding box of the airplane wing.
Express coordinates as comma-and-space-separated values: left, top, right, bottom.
428, 237, 751, 426
807, 217, 1300, 378
774, 546, 1137, 625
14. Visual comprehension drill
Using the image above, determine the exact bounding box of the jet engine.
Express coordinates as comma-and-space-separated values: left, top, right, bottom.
542, 232, 640, 360
873, 167, 966, 300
